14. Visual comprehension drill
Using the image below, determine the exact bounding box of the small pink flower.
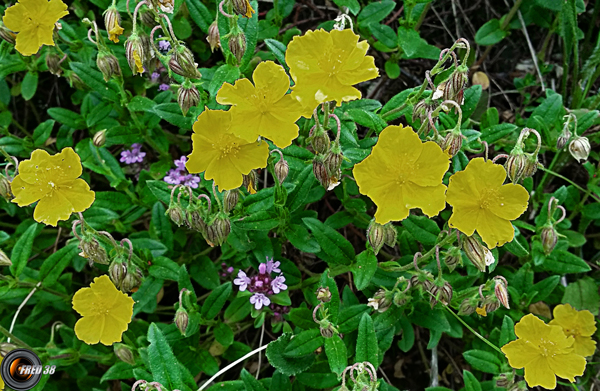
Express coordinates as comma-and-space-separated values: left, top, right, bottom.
250, 293, 270, 310
234, 271, 251, 291
271, 275, 287, 294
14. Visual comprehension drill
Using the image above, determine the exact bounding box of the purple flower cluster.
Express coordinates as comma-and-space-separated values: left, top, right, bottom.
158, 39, 171, 53
120, 143, 146, 164
164, 156, 201, 188
158, 84, 171, 91
234, 257, 288, 310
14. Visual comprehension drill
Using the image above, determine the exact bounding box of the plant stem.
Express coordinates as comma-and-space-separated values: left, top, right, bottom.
443, 305, 504, 354
0, 324, 34, 351
539, 166, 600, 203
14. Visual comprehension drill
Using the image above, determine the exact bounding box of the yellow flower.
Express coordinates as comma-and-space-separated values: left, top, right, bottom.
216, 61, 303, 148
242, 0, 255, 17
286, 29, 379, 115
108, 21, 123, 43
186, 109, 269, 191
72, 275, 134, 346
353, 125, 449, 224
10, 148, 95, 227
501, 314, 586, 389
133, 50, 144, 74
549, 303, 597, 357
446, 157, 529, 249
2, 0, 69, 56
0, 356, 4, 391
476, 306, 487, 317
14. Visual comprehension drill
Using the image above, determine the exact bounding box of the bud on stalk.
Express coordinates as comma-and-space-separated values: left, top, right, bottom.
274, 157, 289, 183
121, 267, 142, 293
175, 308, 189, 335
316, 287, 332, 302
540, 225, 558, 255
109, 260, 127, 288
569, 136, 591, 163
46, 52, 63, 76
97, 52, 121, 82
505, 152, 527, 183
207, 21, 220, 52
125, 34, 145, 75
169, 47, 202, 79
311, 129, 331, 155
114, 343, 136, 365
93, 130, 107, 147
104, 6, 123, 43
324, 151, 343, 175
443, 247, 462, 272
232, 0, 255, 18
206, 216, 231, 246
462, 235, 489, 272
383, 223, 397, 247
440, 131, 463, 157
0, 174, 12, 201
312, 158, 330, 189
177, 84, 200, 116
0, 249, 12, 266
243, 170, 258, 194
187, 209, 208, 235
223, 189, 239, 213
458, 298, 477, 315
367, 220, 386, 255
367, 289, 392, 313
166, 204, 185, 226
228, 32, 246, 64
494, 279, 510, 309
557, 128, 572, 150
0, 22, 16, 44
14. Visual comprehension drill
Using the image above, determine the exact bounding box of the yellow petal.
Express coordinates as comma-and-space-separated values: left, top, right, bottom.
186, 134, 221, 174
2, 2, 27, 32
252, 61, 291, 101
14, 26, 45, 56
448, 205, 479, 237
403, 182, 447, 218
46, 0, 69, 25
337, 55, 379, 86
524, 357, 557, 390
547, 352, 586, 383
10, 174, 46, 207
412, 141, 450, 187
216, 78, 256, 108
490, 183, 529, 220
501, 339, 540, 369
74, 314, 105, 345
109, 24, 124, 43
205, 156, 246, 191
475, 208, 515, 248
573, 335, 597, 357
371, 184, 409, 224
33, 179, 94, 226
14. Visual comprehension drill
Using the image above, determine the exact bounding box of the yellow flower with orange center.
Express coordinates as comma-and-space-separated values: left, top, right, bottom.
186, 109, 269, 191
286, 29, 379, 116
446, 157, 529, 249
501, 314, 586, 389
72, 275, 134, 346
353, 125, 449, 224
216, 61, 303, 148
10, 148, 95, 226
2, 0, 69, 56
549, 303, 597, 357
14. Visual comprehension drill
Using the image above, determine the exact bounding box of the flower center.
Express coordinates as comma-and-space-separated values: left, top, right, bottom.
537, 338, 557, 357
479, 189, 500, 210
217, 138, 241, 159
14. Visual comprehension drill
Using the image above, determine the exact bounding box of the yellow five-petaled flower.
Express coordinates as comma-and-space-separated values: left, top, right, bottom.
2, 0, 69, 56
501, 313, 587, 390
446, 157, 529, 249
550, 303, 597, 357
353, 125, 450, 224
72, 275, 135, 346
10, 147, 95, 227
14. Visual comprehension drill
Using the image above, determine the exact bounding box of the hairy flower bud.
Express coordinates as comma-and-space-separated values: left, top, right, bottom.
68, 72, 86, 90
0, 249, 12, 266
311, 130, 330, 155
494, 279, 510, 309
177, 84, 200, 116
169, 47, 202, 79
45, 52, 63, 76
312, 158, 330, 188
556, 128, 572, 150
109, 260, 127, 288
495, 373, 512, 388
207, 21, 220, 52
393, 291, 410, 307
540, 225, 558, 255
443, 247, 462, 272
187, 209, 208, 235
139, 9, 157, 27
324, 151, 343, 175
429, 281, 453, 307
243, 170, 258, 194
80, 238, 109, 265
458, 298, 477, 316
97, 52, 121, 82
91, 130, 106, 148
462, 235, 489, 272
412, 99, 434, 123
569, 136, 591, 163
0, 343, 17, 357
166, 205, 185, 226
0, 174, 12, 201
232, 0, 254, 17
367, 289, 392, 313
125, 34, 145, 75
223, 189, 239, 213
522, 152, 539, 179
121, 267, 142, 293
383, 223, 397, 248
104, 6, 123, 43
440, 131, 463, 157
274, 157, 289, 183
483, 296, 500, 313
505, 153, 527, 183
367, 220, 386, 255
316, 287, 332, 302
114, 343, 136, 365
175, 308, 189, 335
206, 216, 231, 246
319, 320, 336, 338
228, 32, 246, 63
0, 22, 16, 44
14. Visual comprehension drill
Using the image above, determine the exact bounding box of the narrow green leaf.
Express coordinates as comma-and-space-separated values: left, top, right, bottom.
324, 335, 347, 377
21, 71, 38, 101
283, 329, 324, 357
201, 282, 232, 319
147, 323, 183, 390
462, 350, 501, 374
353, 250, 377, 290
302, 217, 355, 265
463, 370, 482, 391
240, 369, 268, 391
10, 223, 39, 277
40, 244, 80, 287
356, 313, 380, 367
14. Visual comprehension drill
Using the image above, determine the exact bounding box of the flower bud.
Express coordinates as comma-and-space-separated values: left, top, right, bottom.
68, 72, 87, 90
383, 223, 397, 248
121, 267, 142, 293
0, 22, 16, 45
175, 308, 189, 334
412, 99, 434, 123
522, 152, 539, 179
228, 32, 247, 63
392, 291, 410, 307
495, 373, 512, 388
232, 0, 255, 18
46, 52, 63, 76
367, 220, 386, 255
206, 216, 231, 246
207, 21, 221, 52
93, 129, 107, 148
80, 238, 109, 265
505, 153, 527, 183
187, 209, 208, 235
125, 34, 145, 75
0, 249, 12, 266
367, 289, 392, 313
311, 130, 330, 155
569, 136, 591, 163
540, 225, 558, 255
429, 281, 453, 307
312, 158, 330, 189
462, 235, 488, 272
483, 296, 500, 313
443, 247, 462, 272
509, 380, 528, 391
97, 52, 121, 82
319, 320, 336, 338
0, 343, 17, 357
109, 260, 127, 288
556, 129, 572, 150
104, 6, 124, 43
156, 0, 174, 13
324, 151, 343, 174
169, 47, 202, 79
440, 131, 463, 157
114, 343, 136, 365
139, 9, 157, 27
458, 298, 477, 316
177, 84, 200, 116
243, 170, 258, 194
0, 174, 12, 201
166, 205, 185, 226
274, 157, 289, 183
316, 287, 332, 302
223, 189, 239, 213
494, 279, 510, 309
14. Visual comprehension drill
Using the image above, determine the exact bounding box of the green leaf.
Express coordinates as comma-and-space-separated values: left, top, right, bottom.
544, 250, 591, 274
185, 0, 213, 32
214, 322, 234, 347
287, 164, 318, 212
32, 120, 54, 147
100, 362, 135, 382
21, 71, 38, 101
132, 277, 164, 316
480, 123, 518, 144
353, 250, 377, 290
240, 369, 268, 391
147, 323, 183, 390
266, 333, 315, 376
499, 316, 516, 347
475, 19, 507, 46
504, 236, 529, 257
324, 335, 347, 377
357, 0, 396, 26
332, 0, 360, 15
397, 317, 415, 352
47, 107, 85, 130
224, 297, 251, 324
151, 103, 193, 128
283, 328, 324, 357
526, 93, 564, 130
285, 223, 321, 253
150, 202, 174, 251
462, 350, 501, 374
338, 304, 370, 333
384, 60, 401, 79
398, 27, 441, 60
264, 39, 288, 68
10, 223, 39, 277
208, 64, 241, 96
201, 282, 232, 319
302, 217, 355, 265
356, 313, 380, 367
402, 215, 439, 246
562, 276, 600, 316
463, 370, 482, 391
70, 62, 119, 102
270, 371, 291, 391
234, 211, 279, 230
320, 270, 340, 323
346, 109, 387, 132
371, 23, 397, 48
40, 243, 80, 287
191, 256, 221, 290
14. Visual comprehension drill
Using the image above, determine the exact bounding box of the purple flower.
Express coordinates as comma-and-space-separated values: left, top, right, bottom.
120, 144, 146, 164
266, 257, 281, 274
234, 271, 251, 291
159, 84, 170, 91
162, 156, 200, 186
164, 169, 182, 184
271, 275, 287, 294
250, 293, 270, 310
183, 175, 200, 189
158, 39, 171, 52
151, 72, 160, 82
175, 156, 187, 169
258, 263, 267, 275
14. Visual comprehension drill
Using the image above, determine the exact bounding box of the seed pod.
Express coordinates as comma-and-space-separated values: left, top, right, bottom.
440, 131, 463, 157
462, 235, 488, 272
0, 174, 12, 201
125, 35, 145, 75
458, 298, 477, 316
223, 189, 239, 213
505, 153, 527, 183
494, 279, 510, 309
0, 249, 12, 266
97, 52, 121, 82
383, 223, 397, 248
367, 221, 386, 255
114, 343, 136, 365
324, 151, 343, 174
175, 308, 189, 335
569, 136, 591, 163
169, 47, 202, 79
109, 260, 127, 288
206, 216, 231, 246
93, 129, 107, 147
540, 225, 558, 255
316, 287, 332, 302
0, 22, 16, 45
207, 21, 220, 52
274, 157, 289, 183
228, 32, 246, 63
177, 84, 200, 116
312, 158, 330, 188
311, 131, 330, 155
